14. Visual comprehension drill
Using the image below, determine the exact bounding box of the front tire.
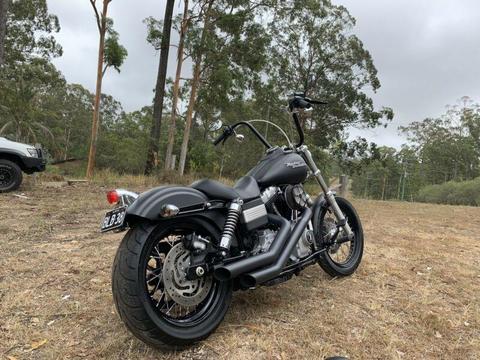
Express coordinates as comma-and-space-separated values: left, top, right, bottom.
315, 196, 364, 277
0, 159, 23, 193
112, 220, 232, 349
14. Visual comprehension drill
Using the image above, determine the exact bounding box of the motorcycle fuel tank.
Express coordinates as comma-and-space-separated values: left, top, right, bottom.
247, 147, 308, 187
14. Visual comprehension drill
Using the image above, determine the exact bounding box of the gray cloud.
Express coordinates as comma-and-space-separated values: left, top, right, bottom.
338, 0, 480, 146
49, 0, 480, 148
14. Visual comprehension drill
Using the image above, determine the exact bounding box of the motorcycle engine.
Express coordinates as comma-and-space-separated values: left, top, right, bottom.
290, 228, 315, 261
252, 228, 277, 255
284, 184, 312, 210
258, 185, 314, 261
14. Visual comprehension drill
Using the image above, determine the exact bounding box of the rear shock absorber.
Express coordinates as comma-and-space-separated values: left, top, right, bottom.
219, 201, 242, 255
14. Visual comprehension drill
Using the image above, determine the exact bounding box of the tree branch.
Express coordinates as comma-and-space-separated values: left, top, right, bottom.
89, 0, 102, 33
102, 64, 108, 78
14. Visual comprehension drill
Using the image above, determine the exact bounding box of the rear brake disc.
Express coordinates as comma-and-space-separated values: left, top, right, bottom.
162, 243, 212, 307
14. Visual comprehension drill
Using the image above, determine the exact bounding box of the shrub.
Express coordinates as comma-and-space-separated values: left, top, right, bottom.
416, 177, 480, 206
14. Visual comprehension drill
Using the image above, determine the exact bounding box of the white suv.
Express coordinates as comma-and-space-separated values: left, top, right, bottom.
0, 137, 46, 192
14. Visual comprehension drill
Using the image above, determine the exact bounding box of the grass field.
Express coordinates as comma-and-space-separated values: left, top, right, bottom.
1, 180, 479, 359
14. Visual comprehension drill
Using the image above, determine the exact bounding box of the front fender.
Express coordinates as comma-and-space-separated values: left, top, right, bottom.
311, 193, 328, 231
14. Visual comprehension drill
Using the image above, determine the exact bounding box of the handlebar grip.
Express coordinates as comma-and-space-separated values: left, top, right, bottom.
213, 132, 227, 146
213, 127, 233, 146
297, 99, 312, 109
289, 97, 312, 111
308, 99, 328, 105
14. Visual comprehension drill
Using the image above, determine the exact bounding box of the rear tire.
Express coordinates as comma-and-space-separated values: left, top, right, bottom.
0, 159, 23, 193
315, 196, 364, 277
112, 220, 232, 349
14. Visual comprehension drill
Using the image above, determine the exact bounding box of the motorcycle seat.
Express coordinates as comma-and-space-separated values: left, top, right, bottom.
191, 176, 260, 202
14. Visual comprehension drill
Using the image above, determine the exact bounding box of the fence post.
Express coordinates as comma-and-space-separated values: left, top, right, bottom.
339, 174, 348, 197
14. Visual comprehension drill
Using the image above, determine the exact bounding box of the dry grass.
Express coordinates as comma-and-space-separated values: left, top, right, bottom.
0, 179, 479, 359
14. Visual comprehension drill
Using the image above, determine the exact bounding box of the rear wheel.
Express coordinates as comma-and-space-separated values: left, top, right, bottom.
112, 219, 232, 349
0, 159, 22, 193
315, 196, 364, 277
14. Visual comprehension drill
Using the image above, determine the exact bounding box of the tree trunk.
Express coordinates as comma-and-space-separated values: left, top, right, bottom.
0, 0, 9, 66
86, 1, 109, 179
144, 0, 175, 175
178, 0, 213, 176
165, 0, 189, 170
381, 174, 386, 200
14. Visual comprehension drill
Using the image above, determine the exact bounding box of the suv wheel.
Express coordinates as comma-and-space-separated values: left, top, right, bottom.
0, 159, 23, 193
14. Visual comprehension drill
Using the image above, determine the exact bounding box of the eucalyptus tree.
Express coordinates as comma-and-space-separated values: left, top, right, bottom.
0, 0, 64, 143
265, 0, 393, 147
0, 59, 65, 142
0, 0, 9, 65
177, 0, 273, 176
2, 0, 62, 64
164, 0, 190, 171
144, 0, 175, 175
86, 0, 128, 179
400, 98, 480, 184
178, 0, 214, 176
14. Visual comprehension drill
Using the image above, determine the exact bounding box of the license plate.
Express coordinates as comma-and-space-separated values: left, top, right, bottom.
101, 206, 127, 232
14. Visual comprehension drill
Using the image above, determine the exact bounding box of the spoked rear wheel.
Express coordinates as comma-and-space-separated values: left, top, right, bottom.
112, 219, 232, 348
315, 196, 364, 277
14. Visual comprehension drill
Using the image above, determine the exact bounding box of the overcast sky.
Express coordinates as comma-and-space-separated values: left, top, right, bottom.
49, 0, 480, 148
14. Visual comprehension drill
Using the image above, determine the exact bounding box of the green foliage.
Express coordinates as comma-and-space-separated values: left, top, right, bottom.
265, 0, 393, 146
103, 27, 128, 73
144, 16, 164, 50
5, 0, 62, 63
416, 177, 480, 206
400, 97, 480, 184
346, 98, 480, 203
0, 0, 64, 144
2, 0, 396, 186
97, 106, 151, 173
0, 58, 66, 142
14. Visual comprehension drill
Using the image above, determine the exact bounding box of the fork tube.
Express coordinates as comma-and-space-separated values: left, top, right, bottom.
299, 145, 354, 238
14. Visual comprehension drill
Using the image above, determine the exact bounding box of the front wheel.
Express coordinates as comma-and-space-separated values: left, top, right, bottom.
315, 196, 364, 277
0, 159, 23, 193
111, 219, 232, 349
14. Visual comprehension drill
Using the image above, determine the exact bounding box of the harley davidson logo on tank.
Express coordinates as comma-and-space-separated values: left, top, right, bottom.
285, 161, 306, 169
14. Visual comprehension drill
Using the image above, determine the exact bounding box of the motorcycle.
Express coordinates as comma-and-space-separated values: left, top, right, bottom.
101, 93, 364, 348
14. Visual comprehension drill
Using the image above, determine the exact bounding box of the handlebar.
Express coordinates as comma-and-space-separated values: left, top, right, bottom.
213, 93, 327, 149
288, 94, 327, 147
213, 122, 272, 148
213, 126, 233, 146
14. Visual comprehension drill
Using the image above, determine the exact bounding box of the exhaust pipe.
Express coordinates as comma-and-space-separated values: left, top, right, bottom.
240, 207, 312, 288
214, 214, 290, 281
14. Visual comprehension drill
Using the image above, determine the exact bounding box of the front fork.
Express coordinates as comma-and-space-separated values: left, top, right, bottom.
299, 145, 354, 239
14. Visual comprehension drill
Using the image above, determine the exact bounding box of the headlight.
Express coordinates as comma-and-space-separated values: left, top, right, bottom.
26, 148, 38, 157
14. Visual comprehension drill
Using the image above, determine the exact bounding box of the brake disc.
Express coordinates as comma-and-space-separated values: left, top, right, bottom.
322, 218, 341, 254
162, 243, 212, 307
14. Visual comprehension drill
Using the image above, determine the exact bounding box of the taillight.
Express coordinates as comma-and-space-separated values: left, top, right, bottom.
107, 190, 120, 204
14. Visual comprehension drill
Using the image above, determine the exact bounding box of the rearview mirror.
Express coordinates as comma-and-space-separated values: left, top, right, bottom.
209, 120, 223, 132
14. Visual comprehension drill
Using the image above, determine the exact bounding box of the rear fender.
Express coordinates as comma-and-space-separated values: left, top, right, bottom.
126, 186, 209, 221
125, 186, 231, 244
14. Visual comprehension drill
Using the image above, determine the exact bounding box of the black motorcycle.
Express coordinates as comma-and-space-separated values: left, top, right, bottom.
101, 94, 364, 348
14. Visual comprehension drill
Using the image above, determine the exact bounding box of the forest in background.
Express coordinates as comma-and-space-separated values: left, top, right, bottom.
0, 0, 479, 205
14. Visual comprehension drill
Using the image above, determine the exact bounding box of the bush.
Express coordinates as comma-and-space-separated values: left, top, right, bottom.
416, 177, 480, 206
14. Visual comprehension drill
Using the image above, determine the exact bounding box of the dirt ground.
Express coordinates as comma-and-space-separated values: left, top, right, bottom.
0, 181, 479, 360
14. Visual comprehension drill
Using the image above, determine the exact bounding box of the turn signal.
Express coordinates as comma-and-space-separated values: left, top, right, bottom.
160, 204, 180, 217
107, 190, 120, 204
